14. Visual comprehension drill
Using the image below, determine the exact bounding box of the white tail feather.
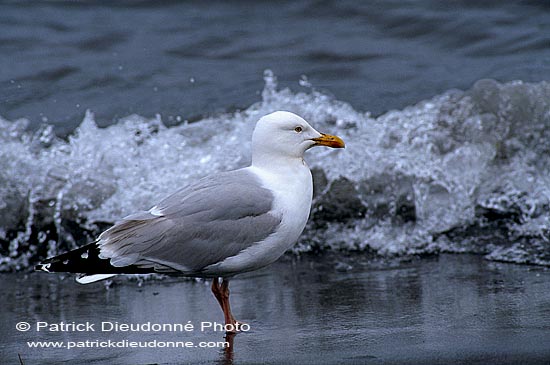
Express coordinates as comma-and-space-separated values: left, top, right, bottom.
76, 274, 117, 284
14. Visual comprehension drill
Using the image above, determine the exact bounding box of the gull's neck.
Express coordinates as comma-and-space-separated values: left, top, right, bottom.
249, 152, 313, 215
251, 153, 309, 175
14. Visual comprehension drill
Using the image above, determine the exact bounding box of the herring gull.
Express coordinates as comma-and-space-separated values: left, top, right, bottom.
36, 111, 345, 331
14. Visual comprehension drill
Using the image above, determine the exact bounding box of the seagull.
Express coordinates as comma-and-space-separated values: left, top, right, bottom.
36, 111, 345, 332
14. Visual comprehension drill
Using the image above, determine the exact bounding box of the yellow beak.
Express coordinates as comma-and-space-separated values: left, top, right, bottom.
311, 133, 345, 148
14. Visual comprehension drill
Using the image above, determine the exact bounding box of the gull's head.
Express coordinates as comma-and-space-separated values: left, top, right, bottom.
251, 111, 344, 165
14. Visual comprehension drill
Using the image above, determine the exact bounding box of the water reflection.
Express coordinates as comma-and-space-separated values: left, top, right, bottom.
1, 254, 549, 364
218, 332, 235, 365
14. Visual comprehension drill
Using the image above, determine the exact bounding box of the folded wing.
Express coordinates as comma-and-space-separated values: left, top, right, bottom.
98, 169, 282, 275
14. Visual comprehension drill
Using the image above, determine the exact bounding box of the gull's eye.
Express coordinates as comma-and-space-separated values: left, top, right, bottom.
294, 126, 303, 133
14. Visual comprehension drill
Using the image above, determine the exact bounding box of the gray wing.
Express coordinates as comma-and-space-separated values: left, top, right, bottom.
97, 169, 282, 274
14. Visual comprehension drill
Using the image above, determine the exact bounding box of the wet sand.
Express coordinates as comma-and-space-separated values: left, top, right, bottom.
1, 254, 549, 364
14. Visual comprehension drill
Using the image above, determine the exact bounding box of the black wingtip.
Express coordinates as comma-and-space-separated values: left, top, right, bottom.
35, 242, 103, 274
35, 263, 47, 272
35, 241, 158, 276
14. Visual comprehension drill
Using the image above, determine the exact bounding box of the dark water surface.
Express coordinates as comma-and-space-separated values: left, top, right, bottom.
1, 0, 549, 134
2, 254, 549, 364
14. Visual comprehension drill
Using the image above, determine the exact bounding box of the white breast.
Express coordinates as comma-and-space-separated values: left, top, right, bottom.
252, 163, 313, 243
205, 162, 313, 276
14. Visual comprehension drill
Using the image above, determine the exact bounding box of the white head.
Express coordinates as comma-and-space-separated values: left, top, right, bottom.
251, 111, 344, 167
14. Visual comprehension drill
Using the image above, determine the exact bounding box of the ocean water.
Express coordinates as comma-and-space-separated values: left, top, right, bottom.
1, 1, 549, 271
4, 255, 550, 364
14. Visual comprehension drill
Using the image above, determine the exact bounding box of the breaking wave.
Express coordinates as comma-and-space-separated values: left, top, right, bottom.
1, 71, 549, 271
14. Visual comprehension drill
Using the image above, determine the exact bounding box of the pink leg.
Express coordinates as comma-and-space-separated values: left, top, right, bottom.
211, 278, 243, 333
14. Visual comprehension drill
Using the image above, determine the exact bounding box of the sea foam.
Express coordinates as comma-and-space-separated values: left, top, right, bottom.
1, 72, 549, 270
